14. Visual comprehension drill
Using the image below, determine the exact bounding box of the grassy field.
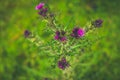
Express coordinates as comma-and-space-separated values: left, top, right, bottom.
0, 0, 120, 80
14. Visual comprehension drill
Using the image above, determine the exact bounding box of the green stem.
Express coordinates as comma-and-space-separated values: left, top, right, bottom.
60, 43, 64, 54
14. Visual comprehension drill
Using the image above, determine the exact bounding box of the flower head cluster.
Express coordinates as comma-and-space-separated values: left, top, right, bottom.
58, 57, 69, 70
92, 19, 103, 27
54, 30, 67, 42
24, 2, 104, 70
71, 27, 85, 38
35, 3, 47, 17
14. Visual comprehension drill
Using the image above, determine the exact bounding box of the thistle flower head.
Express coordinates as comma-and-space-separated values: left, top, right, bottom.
92, 19, 103, 27
58, 57, 69, 70
35, 3, 45, 10
71, 27, 85, 38
77, 28, 85, 37
38, 8, 48, 17
24, 30, 31, 38
54, 30, 67, 42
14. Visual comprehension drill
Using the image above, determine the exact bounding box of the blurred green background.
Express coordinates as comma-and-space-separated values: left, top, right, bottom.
0, 0, 120, 80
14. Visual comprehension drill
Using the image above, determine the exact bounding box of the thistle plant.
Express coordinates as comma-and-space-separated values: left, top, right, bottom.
24, 2, 103, 70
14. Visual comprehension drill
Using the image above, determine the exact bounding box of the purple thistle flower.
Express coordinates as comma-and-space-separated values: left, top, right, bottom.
38, 8, 48, 17
54, 31, 60, 40
56, 31, 60, 35
71, 27, 85, 38
35, 3, 44, 10
54, 31, 67, 42
92, 19, 103, 27
24, 30, 31, 38
60, 37, 66, 42
54, 35, 59, 40
58, 57, 69, 70
77, 28, 85, 37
